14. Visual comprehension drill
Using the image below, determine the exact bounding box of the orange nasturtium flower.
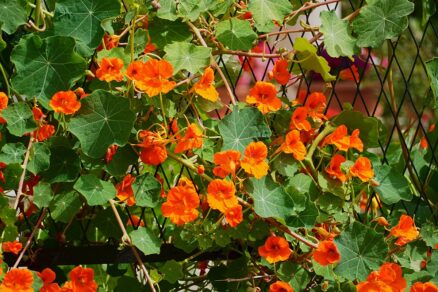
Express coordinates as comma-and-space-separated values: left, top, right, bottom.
325, 154, 347, 182
126, 60, 146, 81
212, 150, 241, 178
0, 268, 34, 292
49, 91, 81, 115
127, 214, 145, 227
161, 183, 200, 225
38, 268, 61, 292
241, 141, 269, 179
269, 59, 291, 85
339, 64, 359, 81
357, 263, 406, 292
410, 282, 438, 292
116, 174, 136, 206
207, 179, 238, 213
390, 214, 419, 246
304, 92, 327, 122
281, 130, 307, 161
258, 235, 292, 264
134, 59, 176, 97
96, 57, 124, 82
246, 81, 282, 114
36, 124, 55, 142
69, 266, 98, 292
290, 106, 311, 131
269, 281, 294, 292
349, 157, 374, 182
224, 204, 243, 228
2, 240, 22, 255
174, 123, 203, 153
138, 130, 168, 166
0, 92, 8, 124
191, 67, 219, 102
312, 240, 341, 266
323, 125, 363, 152
0, 92, 8, 110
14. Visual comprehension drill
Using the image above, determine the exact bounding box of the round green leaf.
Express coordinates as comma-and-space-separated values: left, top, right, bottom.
247, 176, 295, 222
320, 11, 358, 58
132, 173, 162, 208
218, 107, 271, 153
104, 145, 138, 177
0, 0, 27, 34
335, 222, 389, 281
216, 18, 257, 51
49, 192, 82, 223
74, 174, 116, 206
27, 143, 51, 175
69, 90, 136, 158
164, 42, 212, 73
352, 0, 415, 48
149, 19, 192, 49
372, 164, 412, 205
52, 0, 121, 51
0, 143, 26, 164
42, 146, 81, 183
130, 227, 161, 256
2, 102, 37, 136
160, 260, 184, 284
11, 35, 86, 107
248, 0, 293, 33
33, 182, 54, 208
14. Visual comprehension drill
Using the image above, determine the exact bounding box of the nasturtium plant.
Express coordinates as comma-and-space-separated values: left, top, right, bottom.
0, 0, 436, 291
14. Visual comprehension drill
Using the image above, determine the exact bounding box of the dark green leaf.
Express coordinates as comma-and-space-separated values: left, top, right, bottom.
0, 143, 26, 164
160, 260, 184, 284
149, 19, 192, 49
272, 154, 298, 177
69, 90, 136, 158
420, 222, 438, 248
332, 109, 384, 148
335, 222, 389, 281
42, 146, 81, 183
164, 42, 212, 73
372, 164, 412, 205
2, 163, 22, 190
218, 107, 272, 153
130, 227, 161, 255
216, 18, 257, 51
2, 102, 37, 136
33, 182, 54, 208
49, 192, 82, 223
320, 11, 357, 58
248, 0, 293, 32
132, 173, 162, 208
11, 36, 86, 107
247, 176, 295, 222
27, 143, 51, 174
105, 145, 138, 177
286, 198, 319, 228
74, 174, 116, 206
352, 0, 415, 48
0, 0, 27, 34
53, 0, 121, 51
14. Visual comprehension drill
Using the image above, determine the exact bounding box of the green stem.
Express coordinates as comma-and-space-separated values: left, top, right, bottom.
159, 92, 168, 130
0, 62, 10, 96
305, 124, 334, 161
35, 0, 42, 27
